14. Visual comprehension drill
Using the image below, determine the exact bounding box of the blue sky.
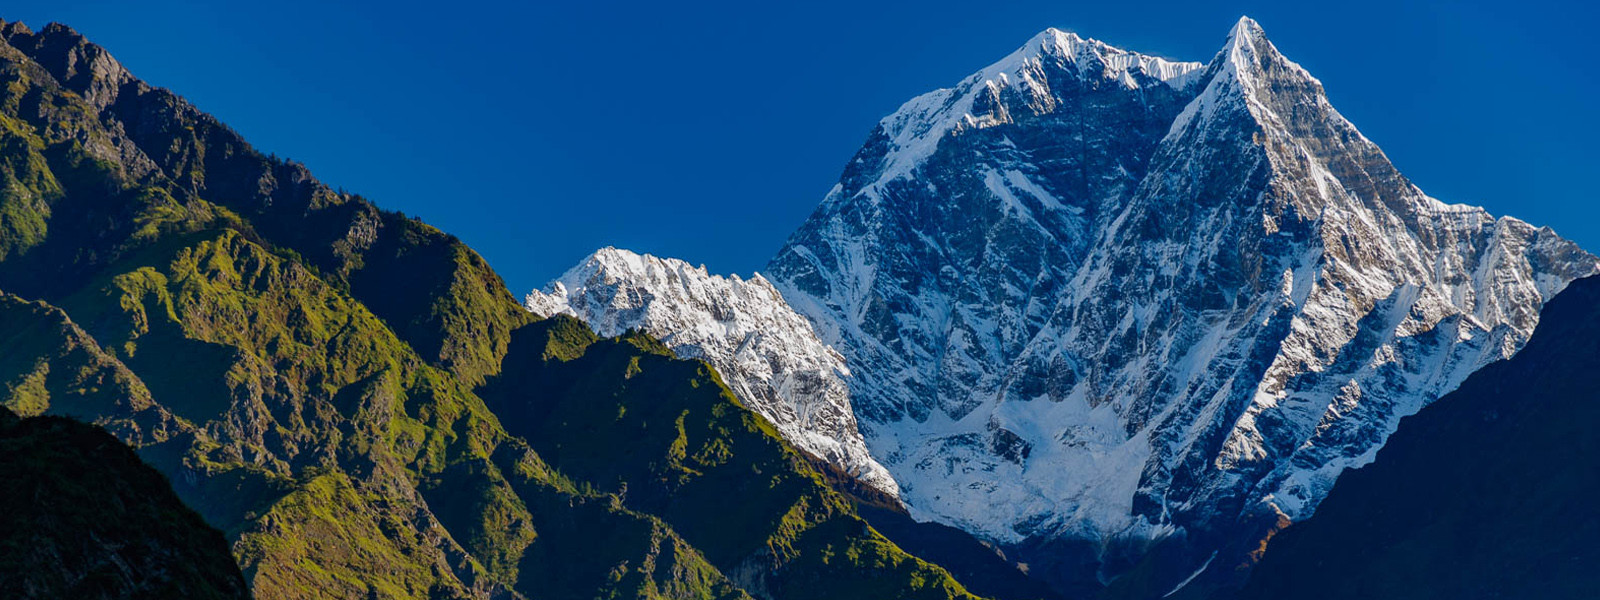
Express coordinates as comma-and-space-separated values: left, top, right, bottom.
8, 1, 1598, 293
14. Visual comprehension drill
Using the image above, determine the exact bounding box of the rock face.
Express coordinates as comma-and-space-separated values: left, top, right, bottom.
526, 248, 897, 496
531, 17, 1599, 593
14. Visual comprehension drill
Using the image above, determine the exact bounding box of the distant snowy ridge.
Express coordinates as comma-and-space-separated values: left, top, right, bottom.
525, 248, 898, 498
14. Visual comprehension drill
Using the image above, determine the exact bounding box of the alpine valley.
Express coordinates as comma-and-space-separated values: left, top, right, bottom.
528, 15, 1599, 600
4, 11, 1598, 600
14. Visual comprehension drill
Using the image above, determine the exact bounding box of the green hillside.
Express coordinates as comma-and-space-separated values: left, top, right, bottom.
0, 17, 985, 600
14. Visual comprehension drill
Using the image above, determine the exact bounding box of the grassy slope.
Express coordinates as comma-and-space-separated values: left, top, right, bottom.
0, 292, 177, 438
484, 317, 983, 600
0, 19, 744, 600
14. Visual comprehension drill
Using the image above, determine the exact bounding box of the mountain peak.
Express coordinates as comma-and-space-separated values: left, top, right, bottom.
1213, 15, 1298, 83
1228, 16, 1265, 45
1, 20, 133, 109
0, 19, 33, 38
850, 26, 1205, 187
1164, 14, 1322, 146
1002, 26, 1202, 88
1034, 26, 1084, 47
572, 246, 726, 287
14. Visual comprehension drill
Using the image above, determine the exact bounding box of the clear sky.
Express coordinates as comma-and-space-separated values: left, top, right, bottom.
7, 1, 1598, 294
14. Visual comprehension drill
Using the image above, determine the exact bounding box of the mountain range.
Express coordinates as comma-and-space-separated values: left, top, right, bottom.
4, 12, 1598, 600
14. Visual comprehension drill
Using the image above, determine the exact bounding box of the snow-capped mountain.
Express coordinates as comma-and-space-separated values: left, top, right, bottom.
768, 13, 1596, 578
525, 248, 898, 497
527, 16, 1599, 594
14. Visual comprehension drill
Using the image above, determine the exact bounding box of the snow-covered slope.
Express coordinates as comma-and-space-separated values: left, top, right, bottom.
525, 17, 1599, 594
525, 248, 898, 497
764, 15, 1598, 585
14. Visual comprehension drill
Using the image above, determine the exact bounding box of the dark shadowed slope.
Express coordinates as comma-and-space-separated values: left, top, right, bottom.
0, 404, 250, 600
1236, 275, 1600, 599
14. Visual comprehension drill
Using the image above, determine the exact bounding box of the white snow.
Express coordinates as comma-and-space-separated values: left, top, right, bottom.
1163, 551, 1218, 598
